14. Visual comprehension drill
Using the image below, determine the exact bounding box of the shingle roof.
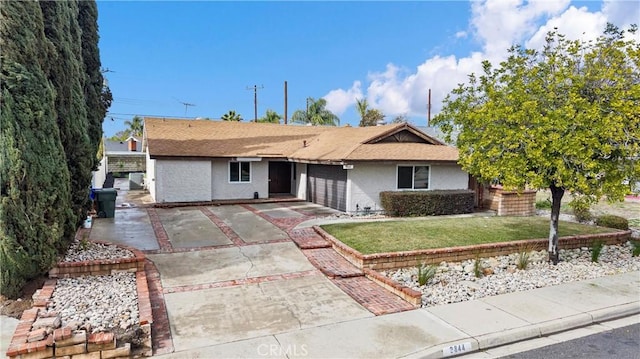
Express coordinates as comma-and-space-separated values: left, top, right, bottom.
144, 117, 458, 162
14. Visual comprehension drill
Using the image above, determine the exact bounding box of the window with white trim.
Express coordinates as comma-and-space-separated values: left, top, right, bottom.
397, 165, 429, 189
229, 161, 251, 183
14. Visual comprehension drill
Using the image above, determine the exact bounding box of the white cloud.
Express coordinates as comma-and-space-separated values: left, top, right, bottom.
323, 80, 362, 115
470, 0, 570, 58
323, 0, 630, 124
455, 31, 468, 39
526, 5, 607, 49
602, 0, 640, 29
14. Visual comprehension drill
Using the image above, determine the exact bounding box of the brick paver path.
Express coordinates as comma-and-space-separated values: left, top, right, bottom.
144, 259, 173, 355
331, 276, 416, 315
302, 248, 363, 278
288, 228, 332, 249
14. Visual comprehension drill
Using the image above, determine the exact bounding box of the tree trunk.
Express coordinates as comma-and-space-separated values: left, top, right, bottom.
548, 184, 564, 264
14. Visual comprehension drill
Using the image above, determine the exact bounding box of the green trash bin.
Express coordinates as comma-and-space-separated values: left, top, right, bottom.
94, 188, 117, 218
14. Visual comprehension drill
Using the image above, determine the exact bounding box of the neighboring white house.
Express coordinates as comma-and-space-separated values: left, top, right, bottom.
142, 117, 469, 213
93, 136, 145, 188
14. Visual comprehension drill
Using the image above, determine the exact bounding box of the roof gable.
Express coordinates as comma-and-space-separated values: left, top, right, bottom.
363, 123, 445, 145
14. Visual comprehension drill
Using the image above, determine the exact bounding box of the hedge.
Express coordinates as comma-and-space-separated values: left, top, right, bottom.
595, 215, 629, 230
380, 190, 475, 217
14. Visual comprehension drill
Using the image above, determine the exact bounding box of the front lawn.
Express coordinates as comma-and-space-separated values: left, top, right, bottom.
320, 216, 614, 255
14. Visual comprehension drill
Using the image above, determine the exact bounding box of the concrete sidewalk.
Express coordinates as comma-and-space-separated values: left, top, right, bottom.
156, 271, 640, 359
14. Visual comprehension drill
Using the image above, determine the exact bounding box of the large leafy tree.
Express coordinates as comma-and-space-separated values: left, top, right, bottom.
0, 0, 74, 297
433, 24, 639, 264
258, 109, 281, 124
221, 110, 242, 121
292, 97, 340, 126
356, 98, 386, 126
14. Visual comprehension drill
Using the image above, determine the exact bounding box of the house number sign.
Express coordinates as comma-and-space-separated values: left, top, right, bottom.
442, 342, 472, 356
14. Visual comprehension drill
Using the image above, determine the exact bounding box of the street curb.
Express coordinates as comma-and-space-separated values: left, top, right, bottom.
402, 302, 640, 358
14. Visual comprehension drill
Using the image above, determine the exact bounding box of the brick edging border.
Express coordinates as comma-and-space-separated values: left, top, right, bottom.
49, 240, 146, 278
7, 238, 154, 359
362, 269, 422, 307
313, 225, 632, 270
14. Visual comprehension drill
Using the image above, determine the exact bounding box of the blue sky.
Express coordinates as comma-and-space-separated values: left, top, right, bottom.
97, 0, 638, 137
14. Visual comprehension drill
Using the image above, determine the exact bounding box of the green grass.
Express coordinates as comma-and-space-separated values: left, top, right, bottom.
321, 216, 614, 255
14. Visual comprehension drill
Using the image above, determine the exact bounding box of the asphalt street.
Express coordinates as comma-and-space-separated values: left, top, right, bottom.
499, 323, 640, 359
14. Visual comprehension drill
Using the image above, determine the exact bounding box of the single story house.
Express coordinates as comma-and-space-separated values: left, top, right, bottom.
143, 117, 469, 213
93, 136, 145, 188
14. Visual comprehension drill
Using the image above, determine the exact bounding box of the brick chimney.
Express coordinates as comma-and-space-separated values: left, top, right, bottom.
128, 138, 137, 152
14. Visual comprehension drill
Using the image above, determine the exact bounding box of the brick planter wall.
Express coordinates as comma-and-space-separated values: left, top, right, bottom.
483, 187, 536, 216
362, 269, 422, 306
314, 226, 631, 271
48, 241, 145, 278
7, 240, 153, 359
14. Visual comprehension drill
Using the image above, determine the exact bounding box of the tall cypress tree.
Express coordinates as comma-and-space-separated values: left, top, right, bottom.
0, 1, 74, 298
78, 1, 109, 170
40, 0, 93, 231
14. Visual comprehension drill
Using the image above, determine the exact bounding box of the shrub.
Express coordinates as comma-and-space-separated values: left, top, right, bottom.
631, 241, 640, 257
595, 215, 629, 230
416, 263, 437, 286
573, 205, 593, 222
591, 240, 604, 262
535, 199, 552, 210
380, 190, 475, 217
516, 249, 531, 270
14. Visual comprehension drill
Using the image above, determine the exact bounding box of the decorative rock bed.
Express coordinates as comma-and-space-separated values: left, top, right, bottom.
6, 230, 153, 359
382, 242, 640, 308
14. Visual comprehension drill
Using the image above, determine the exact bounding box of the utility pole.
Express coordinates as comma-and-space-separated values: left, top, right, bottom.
427, 88, 432, 126
284, 81, 288, 125
246, 85, 264, 122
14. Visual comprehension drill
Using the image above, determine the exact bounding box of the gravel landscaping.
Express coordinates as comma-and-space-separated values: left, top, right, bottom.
43, 239, 140, 336
382, 242, 640, 308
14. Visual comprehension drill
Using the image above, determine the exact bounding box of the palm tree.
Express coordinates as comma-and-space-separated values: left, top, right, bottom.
221, 110, 242, 121
356, 98, 368, 124
258, 109, 281, 124
356, 98, 385, 126
124, 116, 143, 137
291, 97, 339, 126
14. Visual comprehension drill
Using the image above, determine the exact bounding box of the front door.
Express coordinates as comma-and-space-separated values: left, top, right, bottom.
269, 162, 291, 194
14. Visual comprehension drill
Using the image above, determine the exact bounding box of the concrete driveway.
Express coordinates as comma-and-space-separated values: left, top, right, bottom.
90, 197, 370, 355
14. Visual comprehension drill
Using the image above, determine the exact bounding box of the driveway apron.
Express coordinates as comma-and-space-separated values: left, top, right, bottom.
90, 208, 159, 250
155, 207, 231, 248
206, 205, 289, 243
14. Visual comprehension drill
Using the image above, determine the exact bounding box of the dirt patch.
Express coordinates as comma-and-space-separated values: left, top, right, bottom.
0, 276, 47, 319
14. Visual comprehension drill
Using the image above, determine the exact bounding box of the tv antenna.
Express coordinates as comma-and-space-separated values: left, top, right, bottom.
246, 85, 264, 122
175, 98, 196, 115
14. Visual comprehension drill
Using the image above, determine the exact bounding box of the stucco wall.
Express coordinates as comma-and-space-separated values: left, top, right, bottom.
211, 159, 269, 200
348, 163, 395, 213
346, 162, 468, 214
295, 163, 307, 200
156, 160, 211, 202
430, 164, 468, 190
92, 157, 107, 189
146, 151, 156, 201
